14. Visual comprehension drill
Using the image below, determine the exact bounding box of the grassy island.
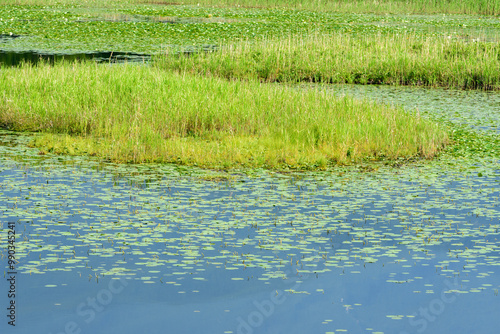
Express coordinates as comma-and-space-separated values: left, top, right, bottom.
0, 61, 448, 169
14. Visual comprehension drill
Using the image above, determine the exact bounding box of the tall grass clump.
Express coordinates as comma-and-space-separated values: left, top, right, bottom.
0, 61, 447, 169
138, 0, 500, 15
157, 32, 500, 90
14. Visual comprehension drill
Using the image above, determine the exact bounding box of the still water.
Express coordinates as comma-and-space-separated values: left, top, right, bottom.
0, 85, 499, 334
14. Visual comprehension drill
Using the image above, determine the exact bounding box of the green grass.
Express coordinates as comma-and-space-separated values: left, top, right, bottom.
0, 61, 447, 169
157, 32, 500, 90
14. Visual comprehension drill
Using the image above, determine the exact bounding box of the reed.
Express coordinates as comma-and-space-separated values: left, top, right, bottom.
0, 61, 448, 169
156, 32, 500, 90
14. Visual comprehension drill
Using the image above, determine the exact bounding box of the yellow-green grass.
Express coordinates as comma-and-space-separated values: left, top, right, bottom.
0, 61, 447, 169
138, 0, 500, 15
157, 32, 500, 90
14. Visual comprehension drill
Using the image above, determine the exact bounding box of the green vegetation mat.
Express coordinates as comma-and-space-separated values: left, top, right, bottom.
1, 3, 499, 54
1, 0, 499, 15
154, 0, 500, 15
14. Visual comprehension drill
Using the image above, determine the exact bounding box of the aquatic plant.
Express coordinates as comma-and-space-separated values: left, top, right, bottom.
157, 32, 500, 90
1, 3, 499, 55
139, 0, 500, 15
2, 0, 496, 15
0, 61, 447, 168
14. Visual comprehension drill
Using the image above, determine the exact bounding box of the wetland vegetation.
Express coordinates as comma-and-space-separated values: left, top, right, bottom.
160, 0, 500, 15
2, 0, 499, 168
158, 31, 500, 89
0, 61, 448, 168
2, 0, 499, 15
0, 1, 499, 334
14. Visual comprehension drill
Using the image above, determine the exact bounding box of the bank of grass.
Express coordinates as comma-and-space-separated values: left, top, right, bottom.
157, 32, 500, 90
0, 61, 447, 169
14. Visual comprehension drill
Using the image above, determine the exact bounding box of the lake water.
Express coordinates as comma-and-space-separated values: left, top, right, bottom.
0, 85, 499, 334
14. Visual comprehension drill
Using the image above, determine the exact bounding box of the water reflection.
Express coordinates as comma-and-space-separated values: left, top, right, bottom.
315, 84, 500, 132
0, 50, 151, 66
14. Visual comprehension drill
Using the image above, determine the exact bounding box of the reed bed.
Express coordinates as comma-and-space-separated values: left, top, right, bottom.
0, 61, 447, 169
157, 32, 500, 90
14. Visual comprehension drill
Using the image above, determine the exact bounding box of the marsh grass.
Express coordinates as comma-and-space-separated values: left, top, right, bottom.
0, 61, 447, 169
157, 32, 500, 90
138, 0, 500, 15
